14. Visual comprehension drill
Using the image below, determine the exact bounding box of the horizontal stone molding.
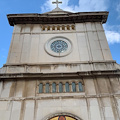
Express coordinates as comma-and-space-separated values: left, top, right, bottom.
7, 11, 108, 26
0, 70, 120, 79
0, 94, 120, 101
0, 61, 119, 75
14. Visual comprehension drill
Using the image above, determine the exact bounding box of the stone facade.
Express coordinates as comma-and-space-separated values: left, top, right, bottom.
0, 9, 120, 120
6, 22, 112, 64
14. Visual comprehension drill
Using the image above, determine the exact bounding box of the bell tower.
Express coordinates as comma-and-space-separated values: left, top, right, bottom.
0, 1, 120, 120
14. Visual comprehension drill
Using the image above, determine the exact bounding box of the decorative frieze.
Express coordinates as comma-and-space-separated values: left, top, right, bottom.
41, 24, 75, 31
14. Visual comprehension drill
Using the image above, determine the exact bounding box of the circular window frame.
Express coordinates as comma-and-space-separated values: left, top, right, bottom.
45, 37, 73, 57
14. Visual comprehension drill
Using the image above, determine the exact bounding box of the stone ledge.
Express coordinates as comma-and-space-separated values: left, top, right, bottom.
0, 70, 120, 79
4, 60, 116, 66
0, 94, 120, 101
7, 11, 109, 26
0, 61, 119, 74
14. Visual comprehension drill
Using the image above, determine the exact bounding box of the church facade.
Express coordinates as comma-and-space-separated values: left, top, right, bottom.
0, 2, 120, 120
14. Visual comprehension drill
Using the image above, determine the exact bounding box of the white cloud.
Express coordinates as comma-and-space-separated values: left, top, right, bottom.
41, 0, 108, 13
74, 0, 108, 12
41, 0, 72, 13
116, 3, 120, 18
105, 30, 120, 44
41, 0, 54, 12
116, 3, 120, 12
104, 25, 120, 44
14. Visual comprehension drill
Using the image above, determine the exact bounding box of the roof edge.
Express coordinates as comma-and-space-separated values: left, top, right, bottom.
7, 11, 109, 26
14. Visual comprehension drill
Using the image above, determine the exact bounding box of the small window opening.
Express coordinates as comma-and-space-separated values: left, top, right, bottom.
52, 83, 56, 93
46, 83, 49, 93
72, 82, 76, 92
39, 83, 43, 93
42, 26, 45, 31
62, 26, 65, 30
59, 82, 63, 93
79, 82, 83, 92
71, 25, 75, 30
57, 26, 60, 30
67, 25, 70, 30
52, 26, 55, 31
65, 82, 69, 92
47, 26, 50, 31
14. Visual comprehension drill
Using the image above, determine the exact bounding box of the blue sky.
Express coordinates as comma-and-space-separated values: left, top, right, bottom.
0, 0, 120, 68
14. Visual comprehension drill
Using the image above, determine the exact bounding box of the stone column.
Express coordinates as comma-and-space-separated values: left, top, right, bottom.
43, 83, 46, 93
75, 81, 79, 92
60, 25, 62, 31
63, 82, 66, 93
45, 26, 47, 31
70, 25, 72, 30
56, 82, 59, 93
50, 26, 52, 31
65, 25, 67, 31
50, 82, 52, 93
69, 82, 72, 92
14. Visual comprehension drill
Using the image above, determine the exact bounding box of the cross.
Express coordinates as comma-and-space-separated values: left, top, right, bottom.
52, 0, 62, 8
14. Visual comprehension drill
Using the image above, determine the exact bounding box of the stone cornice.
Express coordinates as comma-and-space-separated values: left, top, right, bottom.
3, 60, 116, 67
7, 11, 109, 26
0, 94, 120, 101
0, 70, 120, 80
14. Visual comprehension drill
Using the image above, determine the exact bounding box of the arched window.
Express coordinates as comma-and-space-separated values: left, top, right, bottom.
57, 26, 60, 30
46, 83, 49, 93
39, 83, 43, 93
65, 82, 69, 92
79, 82, 83, 92
52, 82, 56, 93
47, 26, 50, 31
52, 26, 55, 30
67, 25, 70, 30
42, 26, 45, 31
59, 82, 63, 93
72, 82, 76, 92
71, 25, 75, 30
62, 26, 65, 30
